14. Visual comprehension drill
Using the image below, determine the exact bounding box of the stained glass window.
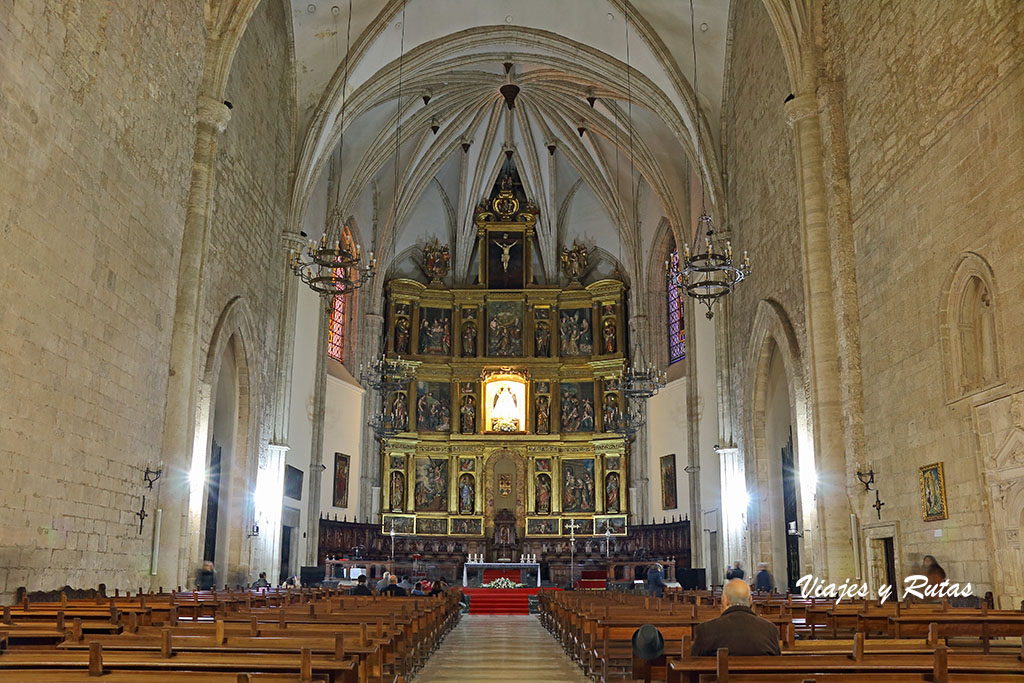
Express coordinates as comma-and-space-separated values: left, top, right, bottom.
667, 248, 685, 364
326, 226, 356, 362
327, 293, 345, 361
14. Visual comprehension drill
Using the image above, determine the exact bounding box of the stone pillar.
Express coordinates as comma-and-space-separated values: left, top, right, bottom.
271, 232, 305, 450
155, 95, 231, 590
304, 294, 333, 566
784, 94, 854, 579
358, 311, 386, 523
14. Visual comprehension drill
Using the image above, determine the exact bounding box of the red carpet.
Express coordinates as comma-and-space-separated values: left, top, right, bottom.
463, 587, 557, 615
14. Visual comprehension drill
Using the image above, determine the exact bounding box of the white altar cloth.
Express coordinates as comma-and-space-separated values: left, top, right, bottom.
462, 561, 541, 587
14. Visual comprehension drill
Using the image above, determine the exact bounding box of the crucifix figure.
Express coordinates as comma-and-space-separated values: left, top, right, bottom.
495, 234, 519, 273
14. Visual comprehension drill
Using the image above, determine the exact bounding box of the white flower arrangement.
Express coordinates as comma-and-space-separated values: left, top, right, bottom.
481, 577, 525, 589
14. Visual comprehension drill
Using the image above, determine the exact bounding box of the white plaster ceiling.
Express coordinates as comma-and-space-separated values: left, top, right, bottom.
288, 0, 730, 290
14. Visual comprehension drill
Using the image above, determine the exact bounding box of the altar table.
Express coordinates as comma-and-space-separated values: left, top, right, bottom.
462, 562, 541, 587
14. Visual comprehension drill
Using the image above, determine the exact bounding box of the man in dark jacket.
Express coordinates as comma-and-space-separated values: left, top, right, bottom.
381, 575, 407, 596
646, 563, 666, 598
349, 575, 373, 596
691, 579, 780, 656
197, 561, 216, 590
725, 561, 744, 581
754, 563, 775, 593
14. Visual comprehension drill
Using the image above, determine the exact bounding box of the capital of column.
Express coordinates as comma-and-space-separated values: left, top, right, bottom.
197, 95, 232, 133
784, 93, 818, 127
281, 231, 305, 253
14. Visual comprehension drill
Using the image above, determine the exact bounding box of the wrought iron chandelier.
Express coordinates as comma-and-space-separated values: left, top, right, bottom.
288, 209, 375, 295
609, 351, 666, 436
670, 0, 750, 319
361, 353, 417, 439
669, 212, 750, 320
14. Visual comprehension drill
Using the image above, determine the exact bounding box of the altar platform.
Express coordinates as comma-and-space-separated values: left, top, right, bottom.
462, 587, 558, 615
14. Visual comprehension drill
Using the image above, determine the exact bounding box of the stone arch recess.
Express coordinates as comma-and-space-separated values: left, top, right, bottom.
187, 296, 261, 587
483, 448, 528, 537
938, 251, 1001, 401
742, 299, 818, 579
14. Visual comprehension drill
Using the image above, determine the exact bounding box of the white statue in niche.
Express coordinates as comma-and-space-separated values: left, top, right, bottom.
491, 385, 520, 431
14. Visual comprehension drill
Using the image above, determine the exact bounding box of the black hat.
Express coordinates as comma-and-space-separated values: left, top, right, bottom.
632, 624, 665, 661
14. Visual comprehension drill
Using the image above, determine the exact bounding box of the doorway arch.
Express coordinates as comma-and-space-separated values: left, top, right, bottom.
744, 299, 815, 590
483, 449, 527, 538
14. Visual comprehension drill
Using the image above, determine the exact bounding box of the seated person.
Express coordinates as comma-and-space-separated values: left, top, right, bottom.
691, 579, 781, 656
411, 581, 427, 596
349, 574, 373, 596
429, 578, 447, 596
397, 575, 414, 592
381, 574, 407, 597
252, 571, 270, 588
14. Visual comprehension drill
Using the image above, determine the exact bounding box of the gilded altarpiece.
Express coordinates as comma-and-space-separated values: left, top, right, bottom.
379, 177, 629, 545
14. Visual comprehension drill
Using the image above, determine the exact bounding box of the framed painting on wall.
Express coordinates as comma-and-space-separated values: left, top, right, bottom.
526, 517, 560, 536
561, 458, 596, 513
381, 514, 414, 535
558, 308, 593, 356
416, 382, 452, 432
449, 517, 483, 536
418, 307, 452, 355
486, 300, 524, 357
332, 453, 349, 508
660, 454, 678, 510
416, 517, 448, 535
919, 462, 948, 521
560, 382, 595, 433
414, 457, 449, 512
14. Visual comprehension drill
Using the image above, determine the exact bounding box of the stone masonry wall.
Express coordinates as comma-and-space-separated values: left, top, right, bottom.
830, 0, 1024, 594
723, 0, 807, 560
197, 0, 293, 586
0, 2, 205, 602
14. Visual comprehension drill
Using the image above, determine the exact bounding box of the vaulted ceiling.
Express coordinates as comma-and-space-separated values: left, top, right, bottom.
287, 0, 731, 290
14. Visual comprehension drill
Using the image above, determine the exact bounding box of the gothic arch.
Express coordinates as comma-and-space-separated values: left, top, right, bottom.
940, 252, 1000, 400
189, 296, 261, 586
483, 448, 528, 536
743, 299, 816, 579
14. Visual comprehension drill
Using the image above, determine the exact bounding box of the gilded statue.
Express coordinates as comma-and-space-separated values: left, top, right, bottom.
422, 237, 451, 281
560, 241, 589, 281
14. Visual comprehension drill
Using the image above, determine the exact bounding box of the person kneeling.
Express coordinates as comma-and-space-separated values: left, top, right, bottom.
690, 579, 780, 656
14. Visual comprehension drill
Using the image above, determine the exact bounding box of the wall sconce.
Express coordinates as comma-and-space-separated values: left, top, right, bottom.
247, 524, 260, 538
787, 520, 803, 538
855, 466, 875, 491
143, 465, 163, 489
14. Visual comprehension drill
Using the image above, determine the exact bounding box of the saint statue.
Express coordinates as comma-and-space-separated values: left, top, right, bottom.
462, 322, 476, 356
391, 392, 408, 431
603, 319, 617, 354
394, 317, 410, 354
459, 473, 475, 514
605, 472, 620, 513
535, 395, 550, 434
390, 471, 405, 512
536, 474, 551, 515
535, 323, 550, 357
460, 396, 476, 434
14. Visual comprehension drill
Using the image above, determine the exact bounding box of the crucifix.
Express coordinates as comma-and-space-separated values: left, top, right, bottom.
495, 234, 518, 273
872, 490, 885, 520
136, 495, 148, 534
566, 519, 580, 589
389, 520, 396, 561
605, 526, 612, 558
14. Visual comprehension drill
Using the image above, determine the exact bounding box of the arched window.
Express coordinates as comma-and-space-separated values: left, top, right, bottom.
957, 276, 996, 391
667, 247, 685, 364
941, 253, 999, 399
326, 226, 356, 362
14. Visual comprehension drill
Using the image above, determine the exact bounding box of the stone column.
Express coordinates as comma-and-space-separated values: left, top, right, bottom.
155, 95, 231, 590
784, 94, 854, 579
358, 311, 386, 523
304, 294, 333, 566
271, 232, 305, 450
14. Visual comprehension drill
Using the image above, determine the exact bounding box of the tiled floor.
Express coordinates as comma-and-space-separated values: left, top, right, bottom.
416, 614, 590, 682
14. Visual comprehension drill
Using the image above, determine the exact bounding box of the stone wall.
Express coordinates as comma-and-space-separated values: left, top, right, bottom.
829, 0, 1024, 598
721, 0, 806, 569
196, 0, 293, 586
0, 2, 205, 602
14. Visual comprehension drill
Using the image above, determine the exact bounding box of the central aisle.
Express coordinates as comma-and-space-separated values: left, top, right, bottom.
416, 614, 589, 682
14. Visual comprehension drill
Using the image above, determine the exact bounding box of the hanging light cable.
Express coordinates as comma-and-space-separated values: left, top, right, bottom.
610, 4, 666, 437
364, 0, 416, 440
289, 0, 375, 295
668, 0, 750, 319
